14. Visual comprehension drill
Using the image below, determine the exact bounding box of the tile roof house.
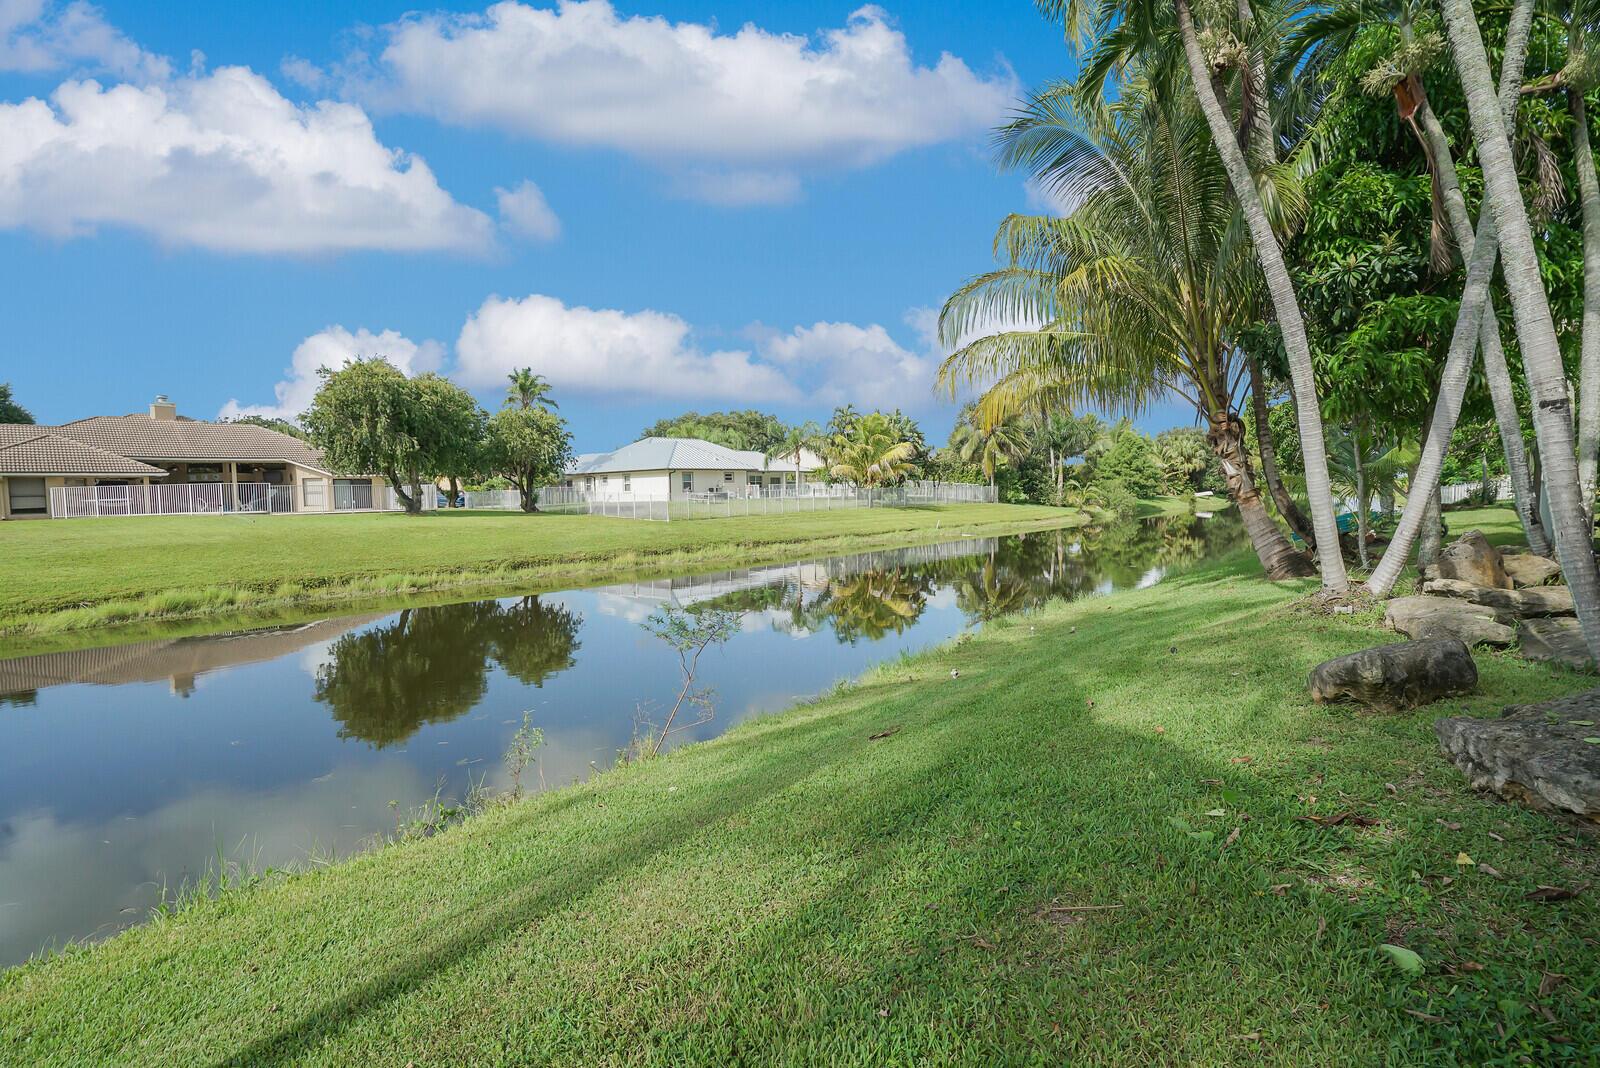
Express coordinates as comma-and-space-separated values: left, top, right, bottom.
0, 397, 390, 519
564, 436, 825, 500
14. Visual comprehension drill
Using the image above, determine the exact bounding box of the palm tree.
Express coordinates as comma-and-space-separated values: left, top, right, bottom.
764, 421, 822, 493
951, 410, 1031, 490
828, 413, 919, 488
939, 74, 1315, 580
1439, 0, 1600, 659
505, 368, 558, 411
1040, 0, 1348, 590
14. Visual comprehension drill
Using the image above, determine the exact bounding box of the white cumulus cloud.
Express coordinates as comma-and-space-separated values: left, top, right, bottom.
0, 0, 169, 80
220, 326, 446, 421
0, 66, 494, 253
335, 1, 1015, 201
756, 318, 939, 410
496, 179, 560, 241
455, 293, 797, 401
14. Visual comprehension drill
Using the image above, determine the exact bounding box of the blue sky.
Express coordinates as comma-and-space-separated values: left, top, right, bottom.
0, 0, 1195, 449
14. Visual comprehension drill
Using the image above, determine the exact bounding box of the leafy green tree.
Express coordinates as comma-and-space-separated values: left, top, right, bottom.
418, 376, 489, 508
1091, 427, 1163, 498
304, 360, 476, 515
1154, 428, 1221, 495
640, 410, 789, 452
483, 406, 574, 512
224, 414, 305, 439
0, 383, 33, 424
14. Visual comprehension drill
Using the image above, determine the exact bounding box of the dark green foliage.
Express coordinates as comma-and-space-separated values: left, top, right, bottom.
1088, 427, 1163, 499
640, 411, 789, 453
0, 382, 33, 424
224, 415, 305, 439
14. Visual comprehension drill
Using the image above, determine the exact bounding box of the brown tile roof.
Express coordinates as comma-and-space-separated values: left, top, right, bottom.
0, 429, 169, 478
51, 414, 332, 472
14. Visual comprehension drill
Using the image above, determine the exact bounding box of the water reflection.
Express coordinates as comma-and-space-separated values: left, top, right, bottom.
0, 513, 1241, 965
314, 597, 581, 747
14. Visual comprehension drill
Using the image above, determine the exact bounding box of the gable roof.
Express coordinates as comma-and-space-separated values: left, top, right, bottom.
568, 437, 823, 477
51, 414, 332, 472
0, 428, 168, 478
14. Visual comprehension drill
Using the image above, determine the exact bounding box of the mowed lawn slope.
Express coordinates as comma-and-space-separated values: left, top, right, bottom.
0, 503, 1073, 638
3, 511, 1595, 1065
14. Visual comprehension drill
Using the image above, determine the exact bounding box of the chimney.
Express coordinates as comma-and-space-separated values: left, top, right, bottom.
150, 395, 176, 421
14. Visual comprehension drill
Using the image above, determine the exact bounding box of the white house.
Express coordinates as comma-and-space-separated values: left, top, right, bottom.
563, 437, 825, 500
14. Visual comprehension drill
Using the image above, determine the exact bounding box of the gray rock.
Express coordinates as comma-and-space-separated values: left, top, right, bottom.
1434, 530, 1512, 590
1421, 578, 1491, 598
1309, 638, 1478, 712
1467, 585, 1574, 618
1518, 617, 1596, 672
1384, 595, 1515, 646
1502, 553, 1561, 588
1436, 689, 1600, 820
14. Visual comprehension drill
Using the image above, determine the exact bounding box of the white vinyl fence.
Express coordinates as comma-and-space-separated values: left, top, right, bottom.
49, 482, 433, 519
456, 479, 996, 522
1440, 477, 1512, 506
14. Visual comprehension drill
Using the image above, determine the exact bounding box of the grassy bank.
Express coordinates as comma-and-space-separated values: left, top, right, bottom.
3, 508, 1594, 1065
0, 503, 1077, 641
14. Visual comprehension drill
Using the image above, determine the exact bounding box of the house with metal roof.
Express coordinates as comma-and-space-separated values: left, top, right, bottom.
0, 396, 390, 519
563, 437, 825, 500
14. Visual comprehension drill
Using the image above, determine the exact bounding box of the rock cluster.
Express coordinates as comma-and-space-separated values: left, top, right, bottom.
1394, 531, 1591, 671
1436, 688, 1600, 822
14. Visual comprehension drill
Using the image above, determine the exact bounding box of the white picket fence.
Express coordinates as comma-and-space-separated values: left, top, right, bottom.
48, 482, 430, 519
1440, 477, 1512, 506
455, 479, 995, 522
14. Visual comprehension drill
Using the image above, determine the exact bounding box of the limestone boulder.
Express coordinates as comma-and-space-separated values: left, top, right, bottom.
1518, 617, 1596, 672
1384, 595, 1515, 646
1436, 688, 1600, 821
1309, 638, 1478, 712
1502, 553, 1561, 588
1468, 585, 1575, 619
1434, 530, 1512, 590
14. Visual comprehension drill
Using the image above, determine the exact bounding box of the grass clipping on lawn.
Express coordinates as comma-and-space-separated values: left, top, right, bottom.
2, 532, 1596, 1064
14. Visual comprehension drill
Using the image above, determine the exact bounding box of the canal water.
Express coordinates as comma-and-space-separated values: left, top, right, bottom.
0, 513, 1242, 966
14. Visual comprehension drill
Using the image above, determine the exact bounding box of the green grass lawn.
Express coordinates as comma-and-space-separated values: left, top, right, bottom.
0, 503, 1077, 640
2, 506, 1594, 1065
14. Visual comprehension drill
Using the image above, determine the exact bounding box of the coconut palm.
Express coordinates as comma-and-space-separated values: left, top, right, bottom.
1439, 0, 1600, 658
939, 74, 1315, 580
1040, 0, 1348, 590
950, 410, 1031, 489
763, 421, 822, 492
505, 368, 558, 412
828, 413, 919, 488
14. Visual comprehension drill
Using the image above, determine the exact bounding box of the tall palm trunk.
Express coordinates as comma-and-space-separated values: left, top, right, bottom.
1441, 0, 1600, 660
1208, 412, 1315, 578
1176, 0, 1347, 590
1404, 7, 1547, 552
1249, 356, 1314, 545
1570, 30, 1600, 524
1368, 0, 1537, 596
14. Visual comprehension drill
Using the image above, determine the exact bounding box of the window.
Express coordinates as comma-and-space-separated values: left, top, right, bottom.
187, 464, 223, 483
769, 476, 782, 486
302, 479, 327, 509
723, 471, 734, 483
7, 477, 46, 515
623, 474, 631, 492
681, 472, 693, 492
586, 477, 595, 491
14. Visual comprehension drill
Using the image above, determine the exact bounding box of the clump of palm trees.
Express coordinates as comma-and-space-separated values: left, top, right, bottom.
940, 0, 1600, 660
